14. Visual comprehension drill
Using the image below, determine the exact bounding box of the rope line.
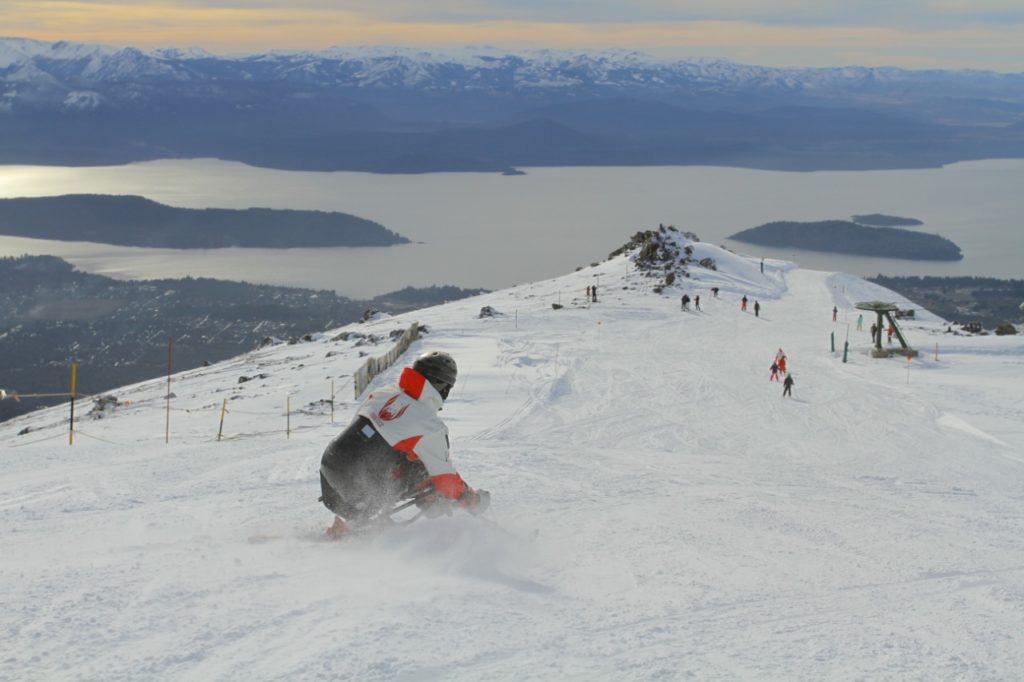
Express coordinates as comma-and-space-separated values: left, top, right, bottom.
74, 430, 126, 446
7, 430, 68, 448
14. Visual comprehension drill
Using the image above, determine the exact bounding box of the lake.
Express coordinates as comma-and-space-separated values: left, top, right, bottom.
1, 159, 1022, 298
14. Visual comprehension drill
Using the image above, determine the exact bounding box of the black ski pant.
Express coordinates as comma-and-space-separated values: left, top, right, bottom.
319, 415, 429, 523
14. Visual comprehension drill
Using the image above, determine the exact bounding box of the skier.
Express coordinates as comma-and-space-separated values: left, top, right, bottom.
782, 373, 794, 398
775, 348, 788, 374
592, 284, 598, 302
741, 295, 748, 312
887, 324, 894, 344
870, 323, 879, 344
319, 350, 489, 537
694, 295, 701, 311
856, 314, 864, 331
681, 294, 690, 311
754, 300, 761, 317
711, 287, 719, 298
832, 306, 838, 322
769, 361, 780, 382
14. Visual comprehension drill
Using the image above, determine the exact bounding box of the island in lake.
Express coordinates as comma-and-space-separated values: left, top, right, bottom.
0, 194, 408, 248
851, 214, 923, 227
728, 220, 962, 261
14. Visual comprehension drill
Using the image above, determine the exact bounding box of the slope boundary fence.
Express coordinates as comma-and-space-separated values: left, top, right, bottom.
352, 322, 421, 398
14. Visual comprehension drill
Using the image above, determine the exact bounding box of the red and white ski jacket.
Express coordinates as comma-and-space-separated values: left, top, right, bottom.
359, 367, 470, 501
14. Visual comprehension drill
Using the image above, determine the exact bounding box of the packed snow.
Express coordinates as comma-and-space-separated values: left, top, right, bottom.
2, 233, 1023, 681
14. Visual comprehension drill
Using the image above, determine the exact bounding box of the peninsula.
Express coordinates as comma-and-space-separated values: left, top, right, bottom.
0, 194, 408, 248
728, 220, 962, 261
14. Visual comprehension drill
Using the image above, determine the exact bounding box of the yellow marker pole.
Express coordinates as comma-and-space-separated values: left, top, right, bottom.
165, 336, 173, 444
69, 363, 78, 445
331, 380, 335, 424
217, 399, 228, 441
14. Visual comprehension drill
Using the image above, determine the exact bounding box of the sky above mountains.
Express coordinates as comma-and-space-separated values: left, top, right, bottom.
2, 0, 1023, 71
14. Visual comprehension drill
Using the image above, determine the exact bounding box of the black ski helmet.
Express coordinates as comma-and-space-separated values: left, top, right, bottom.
412, 350, 457, 398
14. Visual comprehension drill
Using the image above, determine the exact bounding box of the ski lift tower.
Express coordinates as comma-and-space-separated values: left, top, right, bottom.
855, 301, 918, 358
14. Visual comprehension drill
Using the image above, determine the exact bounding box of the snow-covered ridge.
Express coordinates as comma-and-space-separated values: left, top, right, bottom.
2, 35, 1020, 96
2, 232, 1023, 679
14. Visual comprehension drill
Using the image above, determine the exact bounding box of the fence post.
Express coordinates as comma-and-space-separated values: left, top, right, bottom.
331, 380, 335, 423
286, 396, 291, 439
69, 362, 77, 446
935, 342, 939, 361
842, 341, 849, 363
830, 331, 835, 353
217, 399, 228, 441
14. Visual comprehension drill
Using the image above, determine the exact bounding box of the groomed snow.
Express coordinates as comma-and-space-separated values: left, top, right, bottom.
2, 236, 1023, 681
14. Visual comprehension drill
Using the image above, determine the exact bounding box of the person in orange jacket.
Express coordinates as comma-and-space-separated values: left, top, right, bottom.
319, 350, 489, 536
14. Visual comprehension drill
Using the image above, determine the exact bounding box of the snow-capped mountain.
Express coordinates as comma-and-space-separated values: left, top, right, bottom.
2, 229, 1023, 679
3, 36, 1024, 173
2, 36, 1023, 108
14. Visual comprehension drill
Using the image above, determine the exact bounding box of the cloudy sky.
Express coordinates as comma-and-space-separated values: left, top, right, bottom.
3, 0, 1023, 71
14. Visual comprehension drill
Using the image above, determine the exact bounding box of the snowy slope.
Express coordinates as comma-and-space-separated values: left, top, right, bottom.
2, 232, 1023, 681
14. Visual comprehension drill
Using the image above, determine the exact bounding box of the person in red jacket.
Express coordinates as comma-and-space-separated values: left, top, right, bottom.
319, 350, 489, 536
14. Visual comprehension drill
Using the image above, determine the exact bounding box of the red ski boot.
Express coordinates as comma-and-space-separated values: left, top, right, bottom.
325, 516, 349, 538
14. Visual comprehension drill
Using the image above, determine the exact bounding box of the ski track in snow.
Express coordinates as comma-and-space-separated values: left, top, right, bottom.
2, 237, 1024, 681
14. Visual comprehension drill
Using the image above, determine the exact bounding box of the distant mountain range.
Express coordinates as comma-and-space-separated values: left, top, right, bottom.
3, 37, 1024, 172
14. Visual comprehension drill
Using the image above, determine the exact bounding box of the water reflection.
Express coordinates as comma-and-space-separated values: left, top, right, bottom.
1, 159, 1021, 298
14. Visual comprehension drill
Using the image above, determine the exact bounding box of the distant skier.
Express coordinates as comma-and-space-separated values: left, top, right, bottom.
832, 306, 838, 322
694, 295, 701, 311
887, 324, 894, 344
856, 314, 864, 331
681, 294, 691, 311
754, 300, 761, 317
870, 323, 879, 344
711, 287, 719, 298
586, 285, 591, 299
592, 284, 598, 303
319, 350, 489, 537
769, 361, 780, 382
782, 373, 794, 398
741, 295, 748, 312
775, 348, 788, 374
